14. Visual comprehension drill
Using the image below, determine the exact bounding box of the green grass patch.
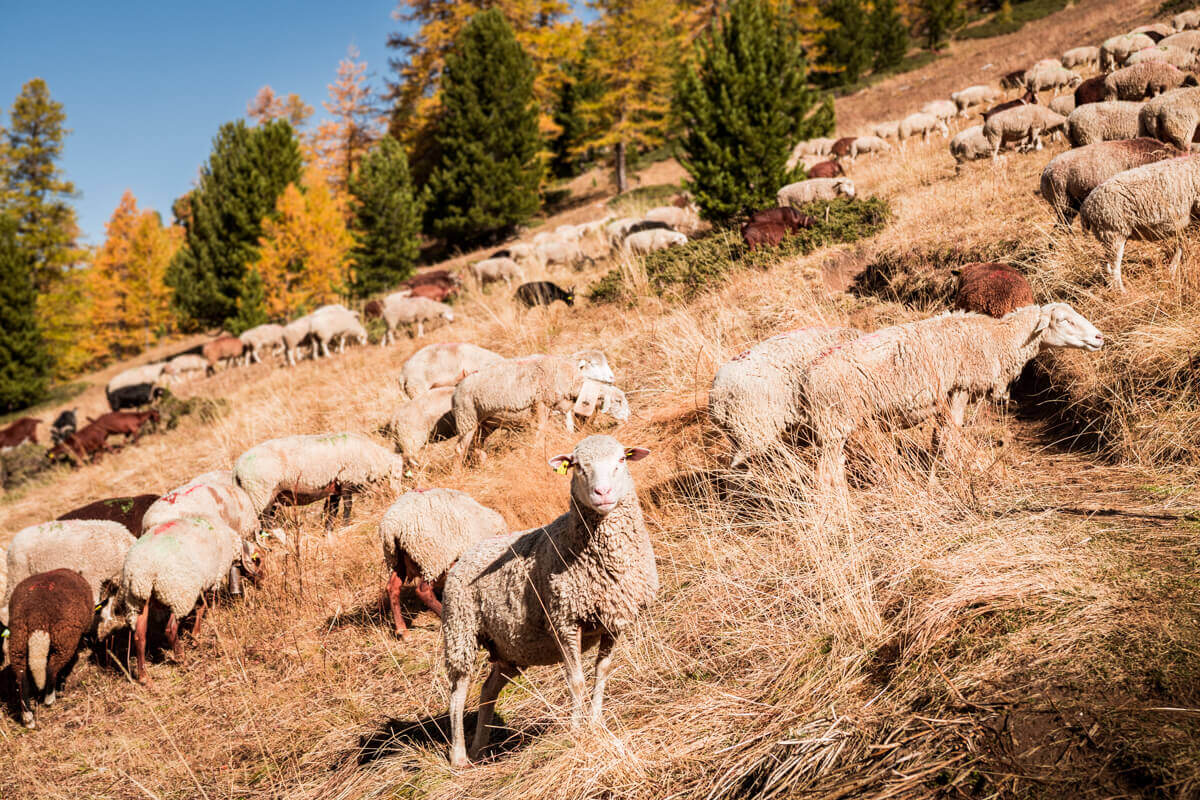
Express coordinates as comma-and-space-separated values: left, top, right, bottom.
590, 197, 891, 304
0, 381, 89, 426
956, 0, 1070, 41
1160, 0, 1194, 15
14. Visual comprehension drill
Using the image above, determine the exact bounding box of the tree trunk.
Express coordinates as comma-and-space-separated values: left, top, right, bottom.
615, 141, 628, 194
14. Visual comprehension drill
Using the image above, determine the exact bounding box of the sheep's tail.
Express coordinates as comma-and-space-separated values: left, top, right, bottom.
28, 630, 50, 691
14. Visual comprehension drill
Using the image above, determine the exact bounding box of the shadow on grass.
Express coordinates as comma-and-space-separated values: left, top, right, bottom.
351, 709, 543, 767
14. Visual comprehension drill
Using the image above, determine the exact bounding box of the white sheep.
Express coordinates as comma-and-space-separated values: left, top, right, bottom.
789, 137, 837, 167
239, 323, 285, 364
1133, 23, 1176, 39
1024, 64, 1082, 93
442, 435, 656, 766
379, 488, 508, 640
709, 326, 862, 467
379, 295, 454, 344
777, 177, 855, 208
163, 354, 209, 382
1040, 138, 1182, 225
624, 228, 687, 255
1174, 9, 1200, 30
873, 120, 902, 139
1104, 62, 1198, 101
1101, 33, 1157, 71
1079, 154, 1200, 291
554, 224, 581, 242
950, 85, 1003, 116
1067, 100, 1145, 146
282, 314, 316, 366
644, 205, 700, 234
921, 99, 958, 122
107, 362, 166, 396
899, 112, 950, 142
1161, 30, 1200, 55
949, 125, 992, 166
1062, 46, 1101, 70
605, 217, 642, 249
1049, 94, 1076, 117
140, 470, 260, 542
983, 105, 1067, 160
1125, 45, 1197, 70
308, 306, 367, 356
398, 342, 504, 399
850, 135, 891, 160
1137, 86, 1200, 149
801, 305, 1104, 498
537, 237, 587, 268
470, 257, 523, 286
382, 386, 456, 460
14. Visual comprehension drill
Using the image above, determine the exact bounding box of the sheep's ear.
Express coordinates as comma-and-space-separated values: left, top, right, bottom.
624, 447, 650, 461
548, 454, 575, 474
1031, 306, 1053, 337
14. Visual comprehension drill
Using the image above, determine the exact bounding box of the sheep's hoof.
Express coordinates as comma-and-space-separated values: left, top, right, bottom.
21, 712, 35, 729
42, 690, 55, 707
396, 629, 411, 642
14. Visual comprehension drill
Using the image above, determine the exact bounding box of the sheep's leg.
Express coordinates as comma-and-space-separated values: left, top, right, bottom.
320, 337, 331, 358
417, 320, 425, 338
448, 671, 472, 768
589, 632, 617, 724
414, 578, 443, 618
1168, 243, 1183, 278
815, 435, 850, 499
470, 661, 515, 759
191, 596, 207, 638
557, 625, 587, 728
165, 614, 182, 661
341, 492, 353, 522
322, 495, 338, 532
1108, 236, 1127, 292
385, 572, 409, 640
18, 668, 35, 728
133, 603, 150, 684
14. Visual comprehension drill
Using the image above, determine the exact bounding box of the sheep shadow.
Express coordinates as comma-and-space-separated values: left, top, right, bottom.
322, 587, 435, 636
350, 709, 541, 767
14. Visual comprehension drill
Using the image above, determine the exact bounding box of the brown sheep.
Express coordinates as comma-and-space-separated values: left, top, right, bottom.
202, 336, 245, 374
410, 283, 459, 303
56, 494, 161, 535
404, 269, 460, 290
1000, 69, 1027, 90
86, 410, 160, 442
953, 262, 1035, 318
808, 160, 845, 178
830, 136, 856, 158
746, 207, 816, 230
5, 569, 94, 728
982, 88, 1037, 121
1075, 76, 1106, 107
364, 299, 384, 319
47, 423, 113, 466
0, 417, 41, 449
741, 221, 793, 251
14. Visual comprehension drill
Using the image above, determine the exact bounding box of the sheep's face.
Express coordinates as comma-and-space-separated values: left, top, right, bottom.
574, 350, 616, 384
836, 180, 857, 199
1035, 303, 1104, 351
241, 540, 265, 580
601, 388, 631, 422
550, 435, 649, 516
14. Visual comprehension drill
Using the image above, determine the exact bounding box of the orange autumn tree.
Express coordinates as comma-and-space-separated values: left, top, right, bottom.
255, 165, 354, 319
313, 48, 383, 192
246, 85, 314, 129
87, 190, 180, 360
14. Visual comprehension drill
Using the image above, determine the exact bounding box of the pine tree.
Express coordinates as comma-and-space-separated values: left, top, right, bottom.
869, 0, 910, 72
312, 48, 384, 192
424, 10, 542, 245
549, 46, 605, 179
166, 119, 302, 330
919, 0, 961, 50
349, 137, 423, 297
0, 215, 50, 410
817, 0, 872, 87
674, 0, 835, 221
231, 269, 269, 333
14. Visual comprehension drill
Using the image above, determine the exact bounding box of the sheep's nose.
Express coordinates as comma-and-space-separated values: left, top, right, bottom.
593, 486, 613, 502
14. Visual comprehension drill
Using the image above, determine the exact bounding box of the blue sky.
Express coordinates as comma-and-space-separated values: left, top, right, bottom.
1, 0, 405, 246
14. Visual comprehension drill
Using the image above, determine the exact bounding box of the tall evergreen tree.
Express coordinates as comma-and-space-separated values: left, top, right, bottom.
674, 0, 835, 222
817, 0, 871, 87
166, 119, 302, 330
349, 137, 423, 297
549, 48, 604, 179
919, 0, 961, 50
0, 216, 50, 410
424, 10, 542, 245
869, 0, 910, 72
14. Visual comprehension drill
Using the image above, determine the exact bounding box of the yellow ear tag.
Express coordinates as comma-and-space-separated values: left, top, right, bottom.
94, 604, 103, 612
555, 461, 569, 475
1, 629, 8, 639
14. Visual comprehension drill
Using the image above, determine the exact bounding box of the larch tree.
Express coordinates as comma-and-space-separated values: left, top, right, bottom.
424, 10, 542, 245
247, 86, 314, 129
0, 215, 50, 409
255, 164, 355, 319
166, 119, 302, 331
348, 136, 423, 298
674, 0, 835, 221
312, 48, 384, 193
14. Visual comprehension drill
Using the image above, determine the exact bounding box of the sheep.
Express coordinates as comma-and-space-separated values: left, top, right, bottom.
1174, 10, 1200, 31
57, 494, 161, 536
107, 362, 166, 397
1126, 44, 1197, 70
624, 228, 687, 255
554, 224, 581, 242
382, 387, 456, 460
1049, 94, 1076, 117
808, 160, 844, 178
1160, 30, 1200, 54
873, 120, 901, 139
50, 408, 77, 445
746, 206, 816, 229
1024, 64, 1082, 94
951, 85, 1003, 116
398, 342, 504, 399
1137, 87, 1200, 149
983, 87, 1038, 121
644, 205, 700, 234
1040, 138, 1182, 225
1062, 46, 1101, 70
309, 306, 368, 356
202, 336, 245, 373
239, 323, 286, 364
233, 432, 405, 529
1066, 100, 1144, 146
1101, 33, 1156, 71
708, 326, 862, 467
950, 125, 993, 166
741, 220, 793, 250
442, 435, 656, 766
537, 237, 588, 268
164, 353, 209, 381
378, 295, 454, 344
921, 99, 958, 122
849, 135, 892, 160
5, 569, 93, 728
99, 515, 263, 683
790, 137, 837, 159
983, 105, 1067, 160
516, 281, 574, 307
141, 470, 260, 543
88, 409, 159, 443
1074, 75, 1107, 107
777, 177, 855, 208
605, 217, 643, 249
830, 136, 857, 159
380, 489, 508, 640
1104, 62, 1198, 101
2, 520, 136, 625
952, 263, 1034, 318
801, 304, 1104, 498
282, 314, 317, 366
899, 112, 950, 141
1079, 154, 1200, 291
451, 354, 622, 464
470, 257, 523, 286
1133, 23, 1175, 40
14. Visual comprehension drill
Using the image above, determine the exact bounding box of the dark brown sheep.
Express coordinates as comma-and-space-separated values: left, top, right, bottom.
953, 262, 1035, 318
982, 88, 1037, 121
364, 299, 384, 319
48, 423, 113, 466
5, 568, 94, 728
808, 160, 845, 178
746, 207, 816, 230
410, 283, 459, 302
86, 410, 160, 442
741, 221, 793, 251
403, 269, 460, 290
1074, 76, 1106, 107
202, 336, 245, 374
1000, 69, 1027, 90
56, 494, 161, 535
0, 417, 41, 449
830, 136, 856, 158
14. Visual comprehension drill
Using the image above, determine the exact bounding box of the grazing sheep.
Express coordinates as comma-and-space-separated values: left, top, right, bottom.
1160, 30, 1200, 54
1137, 87, 1200, 149
794, 137, 837, 157
808, 160, 844, 178
952, 263, 1035, 317
164, 353, 209, 381
950, 125, 994, 166
1074, 75, 1108, 107
778, 177, 855, 207
983, 105, 1067, 159
470, 257, 523, 286
410, 282, 458, 303
899, 112, 950, 141
0, 417, 40, 449
537, 237, 589, 269
951, 85, 1003, 116
1062, 46, 1101, 70
48, 423, 116, 465
802, 304, 1104, 498
1049, 94, 1076, 117
921, 99, 958, 122
709, 326, 862, 467
309, 306, 368, 356
5, 569, 93, 728
605, 217, 643, 249
233, 432, 404, 528
378, 295, 454, 344
1126, 44, 1197, 70
442, 435, 656, 767
239, 323, 286, 364
57, 494, 161, 536
107, 363, 167, 397
741, 220, 794, 250
1079, 154, 1200, 291
1104, 62, 1198, 101
516, 281, 574, 307
1025, 64, 1082, 93
281, 314, 317, 366
380, 489, 508, 640
746, 207, 816, 230
849, 135, 892, 160
87, 409, 159, 443
1133, 23, 1175, 40
202, 336, 245, 373
382, 387, 457, 460
2, 520, 136, 625
1174, 9, 1200, 31
624, 228, 687, 255
831, 136, 857, 159
1101, 33, 1156, 71
1001, 69, 1027, 90
644, 205, 700, 234
398, 342, 504, 399
983, 88, 1039, 121
1066, 100, 1144, 146
873, 120, 901, 139
1040, 138, 1182, 225
140, 471, 260, 542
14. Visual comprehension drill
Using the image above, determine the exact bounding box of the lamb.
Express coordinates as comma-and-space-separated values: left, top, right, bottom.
708, 326, 863, 467
801, 304, 1104, 498
378, 295, 454, 344
239, 323, 286, 364
624, 228, 687, 254
1024, 64, 1082, 94
1066, 101, 1144, 146
1104, 62, 1198, 101
442, 435, 656, 766
949, 125, 993, 166
398, 342, 504, 399
1125, 45, 1197, 70
470, 257, 523, 286
1100, 33, 1156, 71
233, 432, 405, 528
951, 85, 1003, 116
1062, 46, 1101, 70
98, 515, 263, 683
5, 569, 93, 728
983, 105, 1067, 160
644, 204, 700, 234
57, 494, 161, 536
1137, 87, 1200, 149
2, 519, 136, 625
952, 263, 1035, 317
777, 178, 855, 208
872, 120, 901, 139
380, 488, 508, 639
1079, 154, 1200, 291
140, 470, 260, 542
899, 112, 950, 141
1049, 94, 1076, 117
308, 306, 368, 356
921, 99, 958, 122
382, 387, 456, 460
849, 135, 891, 159
1040, 138, 1182, 225
1174, 9, 1200, 30
164, 353, 209, 381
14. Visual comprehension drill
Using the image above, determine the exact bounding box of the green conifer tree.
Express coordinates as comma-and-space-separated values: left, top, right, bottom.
869, 0, 910, 72
818, 0, 872, 87
0, 216, 50, 410
349, 137, 424, 297
920, 0, 962, 50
